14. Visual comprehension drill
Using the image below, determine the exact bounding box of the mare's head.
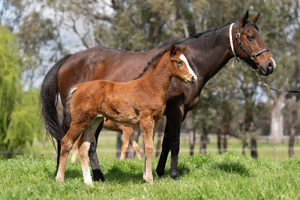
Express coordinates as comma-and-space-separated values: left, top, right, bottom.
231, 10, 276, 75
168, 43, 197, 85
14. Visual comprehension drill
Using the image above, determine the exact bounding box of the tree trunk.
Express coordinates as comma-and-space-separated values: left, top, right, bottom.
270, 94, 286, 143
116, 132, 122, 159
217, 129, 222, 154
155, 117, 166, 157
250, 133, 258, 159
200, 130, 208, 154
288, 127, 296, 158
288, 97, 299, 157
189, 127, 196, 156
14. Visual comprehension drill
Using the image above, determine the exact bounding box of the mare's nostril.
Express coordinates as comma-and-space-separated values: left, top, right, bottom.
267, 61, 274, 73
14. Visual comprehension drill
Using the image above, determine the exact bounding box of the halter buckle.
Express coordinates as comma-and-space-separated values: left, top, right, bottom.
250, 55, 256, 60
236, 33, 240, 39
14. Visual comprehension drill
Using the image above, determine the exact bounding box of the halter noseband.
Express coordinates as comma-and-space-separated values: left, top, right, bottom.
229, 22, 270, 61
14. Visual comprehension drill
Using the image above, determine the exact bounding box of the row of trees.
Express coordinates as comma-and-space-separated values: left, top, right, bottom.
0, 0, 299, 157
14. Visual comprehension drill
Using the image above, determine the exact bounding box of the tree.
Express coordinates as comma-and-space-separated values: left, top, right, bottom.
0, 25, 21, 149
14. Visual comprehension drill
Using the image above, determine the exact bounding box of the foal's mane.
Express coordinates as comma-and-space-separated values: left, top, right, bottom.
133, 45, 171, 80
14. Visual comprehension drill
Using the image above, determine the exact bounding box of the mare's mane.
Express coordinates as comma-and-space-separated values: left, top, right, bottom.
134, 20, 258, 80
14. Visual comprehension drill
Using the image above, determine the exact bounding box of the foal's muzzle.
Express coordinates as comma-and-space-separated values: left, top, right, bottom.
187, 76, 196, 85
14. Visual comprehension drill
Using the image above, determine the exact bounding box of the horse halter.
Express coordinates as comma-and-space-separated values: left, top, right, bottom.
229, 22, 270, 62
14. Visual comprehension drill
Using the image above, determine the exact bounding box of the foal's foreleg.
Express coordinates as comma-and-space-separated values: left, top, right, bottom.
140, 118, 155, 184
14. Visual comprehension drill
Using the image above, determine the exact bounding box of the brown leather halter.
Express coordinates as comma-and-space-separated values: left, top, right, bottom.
235, 21, 270, 61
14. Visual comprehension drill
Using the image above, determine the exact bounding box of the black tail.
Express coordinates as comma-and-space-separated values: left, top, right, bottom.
40, 54, 72, 142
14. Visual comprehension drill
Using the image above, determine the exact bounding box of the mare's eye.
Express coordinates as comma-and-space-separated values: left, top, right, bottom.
177, 60, 183, 65
247, 35, 255, 41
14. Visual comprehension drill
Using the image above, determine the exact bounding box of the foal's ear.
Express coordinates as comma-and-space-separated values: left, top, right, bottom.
251, 13, 260, 24
170, 43, 177, 57
180, 45, 187, 52
240, 10, 249, 27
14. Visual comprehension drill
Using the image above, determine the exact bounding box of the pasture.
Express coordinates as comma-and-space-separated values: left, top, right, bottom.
0, 135, 299, 200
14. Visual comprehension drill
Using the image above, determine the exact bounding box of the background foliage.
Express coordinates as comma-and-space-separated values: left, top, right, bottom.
0, 0, 299, 155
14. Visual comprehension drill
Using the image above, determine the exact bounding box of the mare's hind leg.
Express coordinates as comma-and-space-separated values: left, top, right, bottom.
78, 117, 104, 186
88, 120, 105, 182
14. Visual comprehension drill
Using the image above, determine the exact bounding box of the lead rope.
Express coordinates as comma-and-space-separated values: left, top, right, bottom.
252, 69, 300, 94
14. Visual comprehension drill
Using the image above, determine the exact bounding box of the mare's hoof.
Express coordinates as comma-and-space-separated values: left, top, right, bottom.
155, 169, 164, 179
171, 175, 180, 180
92, 169, 106, 182
170, 171, 180, 180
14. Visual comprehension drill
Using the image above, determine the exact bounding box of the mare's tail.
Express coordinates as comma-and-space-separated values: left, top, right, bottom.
40, 54, 72, 143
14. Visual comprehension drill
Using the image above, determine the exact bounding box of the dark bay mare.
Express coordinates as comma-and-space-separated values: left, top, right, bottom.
40, 11, 276, 181
56, 44, 196, 185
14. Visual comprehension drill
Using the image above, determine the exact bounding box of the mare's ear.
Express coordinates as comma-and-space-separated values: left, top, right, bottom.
240, 10, 249, 27
180, 45, 187, 52
170, 43, 177, 57
251, 13, 260, 23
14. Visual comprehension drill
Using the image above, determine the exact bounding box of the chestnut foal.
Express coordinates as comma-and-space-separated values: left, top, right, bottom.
55, 43, 197, 185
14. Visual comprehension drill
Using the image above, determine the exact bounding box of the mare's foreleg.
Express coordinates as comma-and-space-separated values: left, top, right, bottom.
156, 103, 184, 180
140, 118, 155, 184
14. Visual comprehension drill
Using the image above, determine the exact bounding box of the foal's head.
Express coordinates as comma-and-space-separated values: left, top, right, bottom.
168, 43, 197, 85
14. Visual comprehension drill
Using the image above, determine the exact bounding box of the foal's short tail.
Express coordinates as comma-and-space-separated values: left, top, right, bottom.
40, 54, 72, 142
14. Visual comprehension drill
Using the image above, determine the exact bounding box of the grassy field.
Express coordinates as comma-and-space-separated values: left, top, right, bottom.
0, 151, 299, 199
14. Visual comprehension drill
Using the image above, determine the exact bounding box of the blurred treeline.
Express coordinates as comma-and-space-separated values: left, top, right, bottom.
0, 0, 299, 155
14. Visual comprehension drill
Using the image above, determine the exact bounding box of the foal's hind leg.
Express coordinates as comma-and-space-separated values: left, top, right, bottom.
56, 125, 82, 183
131, 139, 142, 160
120, 126, 135, 160
71, 137, 79, 163
78, 117, 103, 186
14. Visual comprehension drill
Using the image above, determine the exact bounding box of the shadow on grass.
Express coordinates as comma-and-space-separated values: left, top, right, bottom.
102, 162, 192, 183
104, 165, 144, 183
212, 161, 251, 177
64, 168, 83, 180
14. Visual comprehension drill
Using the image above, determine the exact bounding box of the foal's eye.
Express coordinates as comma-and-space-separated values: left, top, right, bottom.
247, 35, 255, 41
177, 60, 183, 65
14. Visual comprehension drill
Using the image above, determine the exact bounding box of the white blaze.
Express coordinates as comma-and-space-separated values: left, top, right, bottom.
179, 54, 197, 80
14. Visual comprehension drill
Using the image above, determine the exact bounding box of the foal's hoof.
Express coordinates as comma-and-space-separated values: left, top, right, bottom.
143, 177, 153, 185
85, 182, 94, 187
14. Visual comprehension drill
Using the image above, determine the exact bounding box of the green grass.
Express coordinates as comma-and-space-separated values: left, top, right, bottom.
0, 152, 299, 200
